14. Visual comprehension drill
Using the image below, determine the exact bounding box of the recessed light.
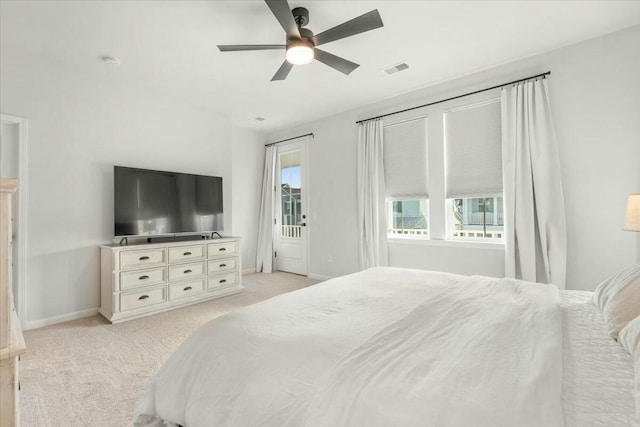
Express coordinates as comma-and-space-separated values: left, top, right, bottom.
102, 56, 121, 65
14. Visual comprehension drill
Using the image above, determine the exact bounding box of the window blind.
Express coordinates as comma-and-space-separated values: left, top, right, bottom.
383, 117, 428, 198
445, 100, 502, 198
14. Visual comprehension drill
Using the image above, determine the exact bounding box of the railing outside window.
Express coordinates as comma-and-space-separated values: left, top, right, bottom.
281, 225, 302, 239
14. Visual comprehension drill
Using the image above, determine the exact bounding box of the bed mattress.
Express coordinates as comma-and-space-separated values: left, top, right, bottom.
560, 290, 639, 426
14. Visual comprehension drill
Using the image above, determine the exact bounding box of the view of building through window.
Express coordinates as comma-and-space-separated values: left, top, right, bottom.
451, 197, 504, 239
387, 199, 428, 237
281, 182, 301, 225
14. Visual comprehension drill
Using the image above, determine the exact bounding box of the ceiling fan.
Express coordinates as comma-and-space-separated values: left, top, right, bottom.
217, 0, 384, 81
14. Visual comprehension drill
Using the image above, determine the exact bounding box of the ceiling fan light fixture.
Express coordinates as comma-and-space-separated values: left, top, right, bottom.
286, 41, 314, 65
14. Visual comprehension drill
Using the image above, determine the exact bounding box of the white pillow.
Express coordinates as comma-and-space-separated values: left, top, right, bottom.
592, 265, 640, 340
620, 315, 640, 355
619, 315, 640, 418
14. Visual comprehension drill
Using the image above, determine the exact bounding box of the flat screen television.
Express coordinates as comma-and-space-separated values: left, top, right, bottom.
114, 166, 223, 237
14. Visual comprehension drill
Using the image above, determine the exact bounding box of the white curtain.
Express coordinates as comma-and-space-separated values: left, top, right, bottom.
357, 119, 388, 270
255, 145, 277, 273
501, 78, 567, 288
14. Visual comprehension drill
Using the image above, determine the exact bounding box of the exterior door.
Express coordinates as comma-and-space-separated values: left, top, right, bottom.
274, 140, 308, 275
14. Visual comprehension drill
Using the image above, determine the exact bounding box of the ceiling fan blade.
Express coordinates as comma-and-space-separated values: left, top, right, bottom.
264, 0, 301, 40
271, 61, 294, 81
218, 44, 286, 52
313, 9, 383, 46
314, 49, 359, 75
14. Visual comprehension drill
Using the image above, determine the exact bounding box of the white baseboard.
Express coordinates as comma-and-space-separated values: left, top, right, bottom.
242, 267, 256, 275
24, 307, 98, 330
308, 273, 334, 281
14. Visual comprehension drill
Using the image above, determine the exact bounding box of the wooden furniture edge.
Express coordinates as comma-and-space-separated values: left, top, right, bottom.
0, 309, 26, 361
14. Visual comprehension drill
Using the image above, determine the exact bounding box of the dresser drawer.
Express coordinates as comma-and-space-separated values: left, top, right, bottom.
168, 245, 205, 264
207, 241, 238, 258
120, 249, 166, 269
168, 261, 205, 282
208, 272, 238, 291
120, 287, 166, 312
120, 267, 166, 291
169, 279, 205, 301
207, 257, 237, 275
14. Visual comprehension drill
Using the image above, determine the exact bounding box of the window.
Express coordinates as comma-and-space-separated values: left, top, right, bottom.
451, 197, 504, 239
280, 151, 302, 235
445, 99, 503, 241
383, 117, 428, 238
387, 199, 429, 237
379, 91, 503, 244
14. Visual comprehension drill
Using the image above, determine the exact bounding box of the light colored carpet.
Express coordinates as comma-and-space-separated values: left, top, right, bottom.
20, 272, 320, 427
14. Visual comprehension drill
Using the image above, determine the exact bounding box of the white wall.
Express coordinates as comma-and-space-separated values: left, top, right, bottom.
231, 127, 265, 273
0, 49, 241, 327
0, 122, 18, 178
267, 25, 640, 291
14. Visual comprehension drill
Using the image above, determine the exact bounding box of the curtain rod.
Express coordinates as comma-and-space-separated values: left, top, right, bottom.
264, 133, 314, 147
355, 71, 551, 124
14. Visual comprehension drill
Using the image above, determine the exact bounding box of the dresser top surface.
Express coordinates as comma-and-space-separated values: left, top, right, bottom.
0, 178, 18, 193
100, 236, 240, 251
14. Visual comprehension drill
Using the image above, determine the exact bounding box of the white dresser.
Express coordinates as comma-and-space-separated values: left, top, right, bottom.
0, 179, 25, 427
99, 237, 243, 323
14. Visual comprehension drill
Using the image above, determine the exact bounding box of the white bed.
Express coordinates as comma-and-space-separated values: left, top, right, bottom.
135, 267, 639, 427
560, 290, 638, 426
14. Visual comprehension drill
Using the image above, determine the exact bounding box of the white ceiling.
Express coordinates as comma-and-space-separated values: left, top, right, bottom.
1, 1, 640, 133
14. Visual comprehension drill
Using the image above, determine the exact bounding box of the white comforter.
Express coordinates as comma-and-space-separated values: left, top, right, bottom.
135, 267, 563, 427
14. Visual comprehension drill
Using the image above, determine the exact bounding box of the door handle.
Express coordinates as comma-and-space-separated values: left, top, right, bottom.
301, 223, 306, 227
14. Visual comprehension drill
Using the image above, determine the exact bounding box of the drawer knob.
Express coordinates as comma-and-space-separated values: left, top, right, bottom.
184, 269, 193, 274
184, 286, 192, 291
139, 256, 150, 261
138, 295, 149, 300
219, 264, 226, 268
139, 275, 150, 280
219, 247, 226, 252
183, 251, 192, 256
219, 279, 227, 284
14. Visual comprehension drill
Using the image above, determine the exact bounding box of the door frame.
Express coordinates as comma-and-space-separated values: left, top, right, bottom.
1, 114, 28, 327
273, 136, 310, 276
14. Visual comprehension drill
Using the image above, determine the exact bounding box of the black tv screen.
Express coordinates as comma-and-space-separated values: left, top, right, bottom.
114, 166, 223, 237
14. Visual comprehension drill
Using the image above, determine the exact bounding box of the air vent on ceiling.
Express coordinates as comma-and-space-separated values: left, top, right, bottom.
384, 62, 409, 75
101, 56, 121, 65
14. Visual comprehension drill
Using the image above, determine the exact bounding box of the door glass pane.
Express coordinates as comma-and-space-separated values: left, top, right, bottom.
280, 150, 302, 239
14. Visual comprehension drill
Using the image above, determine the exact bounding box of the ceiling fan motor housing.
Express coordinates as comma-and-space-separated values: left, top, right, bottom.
288, 8, 314, 46
287, 26, 314, 47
